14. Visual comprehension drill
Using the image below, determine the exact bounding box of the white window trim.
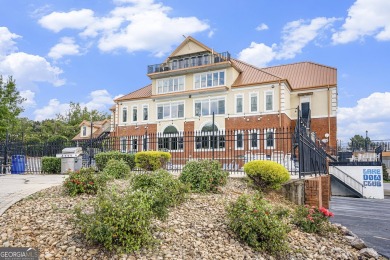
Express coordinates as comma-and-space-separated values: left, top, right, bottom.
248, 130, 260, 150
264, 90, 274, 112
194, 128, 226, 151
121, 106, 128, 124
158, 125, 184, 152
193, 96, 226, 117
264, 129, 276, 149
132, 105, 138, 122
157, 76, 185, 94
142, 104, 149, 121
120, 137, 127, 153
156, 101, 185, 120
300, 96, 311, 109
235, 130, 244, 150
249, 92, 259, 113
130, 137, 138, 152
193, 69, 226, 90
235, 94, 244, 114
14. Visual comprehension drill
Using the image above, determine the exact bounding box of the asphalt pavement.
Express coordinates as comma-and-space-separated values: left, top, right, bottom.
330, 196, 390, 259
0, 174, 66, 216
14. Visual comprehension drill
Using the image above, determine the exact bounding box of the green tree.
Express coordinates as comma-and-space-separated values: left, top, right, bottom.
349, 134, 371, 151
0, 76, 25, 139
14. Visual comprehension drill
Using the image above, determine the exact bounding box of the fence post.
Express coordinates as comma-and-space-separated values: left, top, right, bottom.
212, 112, 215, 160
3, 130, 9, 174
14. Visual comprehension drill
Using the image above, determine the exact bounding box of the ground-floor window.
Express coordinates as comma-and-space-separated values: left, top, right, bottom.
195, 123, 225, 149
158, 125, 183, 151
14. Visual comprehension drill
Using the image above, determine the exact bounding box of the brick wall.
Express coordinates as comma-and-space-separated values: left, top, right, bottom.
304, 175, 331, 209
310, 117, 337, 148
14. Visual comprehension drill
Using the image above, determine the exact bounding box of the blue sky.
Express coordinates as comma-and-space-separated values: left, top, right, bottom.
0, 0, 389, 144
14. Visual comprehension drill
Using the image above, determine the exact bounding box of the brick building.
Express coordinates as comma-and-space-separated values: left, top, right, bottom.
110, 37, 337, 154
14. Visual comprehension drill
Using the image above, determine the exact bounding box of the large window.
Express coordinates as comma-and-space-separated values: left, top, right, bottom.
194, 70, 225, 89
143, 105, 148, 121
249, 131, 259, 149
265, 129, 275, 149
250, 93, 258, 113
235, 131, 244, 150
157, 102, 184, 120
157, 76, 185, 94
194, 97, 225, 116
120, 137, 127, 153
131, 138, 138, 152
195, 123, 225, 150
132, 106, 137, 122
235, 94, 243, 113
122, 107, 128, 123
265, 90, 273, 111
158, 126, 183, 151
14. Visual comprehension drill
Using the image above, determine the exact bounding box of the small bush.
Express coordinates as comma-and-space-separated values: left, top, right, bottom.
41, 157, 61, 174
103, 159, 131, 179
131, 169, 189, 220
95, 151, 135, 171
244, 160, 290, 190
226, 192, 289, 255
75, 188, 154, 253
63, 168, 106, 196
135, 151, 171, 171
179, 160, 229, 193
293, 205, 334, 233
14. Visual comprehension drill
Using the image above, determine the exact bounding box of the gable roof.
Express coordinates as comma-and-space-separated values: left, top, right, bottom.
115, 84, 152, 102
230, 59, 283, 87
168, 36, 212, 59
262, 62, 337, 90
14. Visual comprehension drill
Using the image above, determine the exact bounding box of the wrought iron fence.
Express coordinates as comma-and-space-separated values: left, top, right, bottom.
1, 123, 329, 178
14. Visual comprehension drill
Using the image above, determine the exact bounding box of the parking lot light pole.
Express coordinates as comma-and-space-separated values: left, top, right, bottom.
89, 117, 93, 167
365, 130, 368, 152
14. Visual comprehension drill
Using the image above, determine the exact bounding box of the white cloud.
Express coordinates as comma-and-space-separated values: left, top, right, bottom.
338, 92, 390, 142
277, 17, 338, 59
239, 17, 337, 67
20, 90, 36, 108
256, 23, 269, 31
38, 9, 95, 33
39, 1, 210, 57
33, 89, 115, 121
0, 52, 65, 89
84, 89, 114, 111
48, 37, 81, 60
0, 27, 20, 56
332, 0, 390, 44
237, 42, 276, 68
33, 98, 70, 121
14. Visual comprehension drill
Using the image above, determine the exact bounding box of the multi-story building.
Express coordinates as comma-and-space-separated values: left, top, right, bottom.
110, 37, 337, 156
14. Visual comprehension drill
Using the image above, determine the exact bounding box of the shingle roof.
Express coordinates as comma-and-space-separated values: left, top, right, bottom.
262, 62, 337, 90
231, 59, 282, 87
115, 84, 152, 101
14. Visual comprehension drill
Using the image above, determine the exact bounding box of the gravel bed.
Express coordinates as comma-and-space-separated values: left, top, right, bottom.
0, 178, 385, 259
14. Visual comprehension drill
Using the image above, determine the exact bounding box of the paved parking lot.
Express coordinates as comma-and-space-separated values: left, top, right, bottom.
0, 174, 66, 215
330, 196, 390, 258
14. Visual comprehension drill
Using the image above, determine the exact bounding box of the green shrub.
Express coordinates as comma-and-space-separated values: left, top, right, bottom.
226, 192, 289, 255
135, 151, 171, 171
131, 169, 189, 220
244, 160, 290, 190
383, 163, 389, 181
293, 205, 334, 233
41, 157, 61, 174
102, 159, 130, 179
63, 167, 106, 196
75, 188, 154, 253
179, 160, 229, 193
95, 151, 135, 171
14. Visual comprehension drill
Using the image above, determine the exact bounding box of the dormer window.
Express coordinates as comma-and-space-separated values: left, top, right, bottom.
82, 126, 87, 137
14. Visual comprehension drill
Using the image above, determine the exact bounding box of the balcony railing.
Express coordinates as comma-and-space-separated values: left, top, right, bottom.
147, 51, 231, 74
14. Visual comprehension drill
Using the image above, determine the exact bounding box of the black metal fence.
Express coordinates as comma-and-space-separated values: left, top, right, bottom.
1, 124, 329, 178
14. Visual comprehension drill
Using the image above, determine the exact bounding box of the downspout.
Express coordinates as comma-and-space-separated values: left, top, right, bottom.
279, 80, 282, 127
327, 86, 331, 147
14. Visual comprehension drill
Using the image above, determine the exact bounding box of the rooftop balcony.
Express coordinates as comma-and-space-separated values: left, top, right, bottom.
147, 51, 230, 74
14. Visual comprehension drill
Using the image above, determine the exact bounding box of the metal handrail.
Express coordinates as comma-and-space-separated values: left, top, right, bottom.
330, 166, 364, 196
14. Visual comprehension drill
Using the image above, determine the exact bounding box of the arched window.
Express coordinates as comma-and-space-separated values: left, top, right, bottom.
195, 123, 225, 149
158, 126, 183, 151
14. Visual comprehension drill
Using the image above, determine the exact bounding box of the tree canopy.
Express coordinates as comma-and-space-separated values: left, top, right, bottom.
0, 76, 25, 139
348, 134, 371, 151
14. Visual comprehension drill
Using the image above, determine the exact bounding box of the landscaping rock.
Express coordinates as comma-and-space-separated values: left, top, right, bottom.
351, 238, 366, 250
360, 248, 380, 259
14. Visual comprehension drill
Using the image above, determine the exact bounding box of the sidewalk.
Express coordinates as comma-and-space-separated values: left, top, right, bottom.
0, 174, 66, 216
